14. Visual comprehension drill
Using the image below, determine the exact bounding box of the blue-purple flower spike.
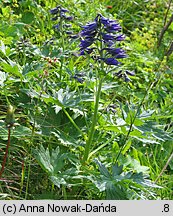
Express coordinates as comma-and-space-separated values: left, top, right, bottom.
50, 5, 74, 37
79, 13, 127, 66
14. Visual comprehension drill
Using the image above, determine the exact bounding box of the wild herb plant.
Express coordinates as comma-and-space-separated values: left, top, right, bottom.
49, 5, 75, 81
78, 13, 128, 162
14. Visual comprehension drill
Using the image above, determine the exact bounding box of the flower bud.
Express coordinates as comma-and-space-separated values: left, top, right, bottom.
5, 105, 15, 127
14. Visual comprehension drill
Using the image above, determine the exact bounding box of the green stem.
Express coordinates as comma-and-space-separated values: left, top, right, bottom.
62, 107, 85, 138
59, 18, 65, 81
115, 81, 155, 163
62, 185, 67, 200
82, 20, 105, 163
154, 151, 173, 183
25, 91, 42, 199
88, 134, 115, 159
25, 124, 34, 199
82, 77, 103, 163
19, 160, 25, 197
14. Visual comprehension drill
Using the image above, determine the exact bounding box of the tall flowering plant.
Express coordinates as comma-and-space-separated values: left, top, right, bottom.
50, 5, 73, 33
79, 14, 127, 163
49, 5, 74, 80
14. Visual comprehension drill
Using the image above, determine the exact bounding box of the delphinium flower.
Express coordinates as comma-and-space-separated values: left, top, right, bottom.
79, 13, 127, 69
78, 14, 130, 163
49, 5, 75, 38
49, 5, 75, 80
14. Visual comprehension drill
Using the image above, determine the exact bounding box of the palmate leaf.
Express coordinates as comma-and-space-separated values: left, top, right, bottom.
125, 155, 149, 173
33, 145, 80, 188
93, 159, 160, 200
50, 168, 80, 188
94, 159, 111, 179
134, 121, 172, 142
112, 164, 123, 176
44, 89, 93, 116
33, 145, 70, 175
51, 130, 78, 147
50, 176, 66, 188
106, 181, 127, 200
33, 145, 54, 174
139, 110, 155, 119
0, 59, 23, 78
52, 88, 93, 110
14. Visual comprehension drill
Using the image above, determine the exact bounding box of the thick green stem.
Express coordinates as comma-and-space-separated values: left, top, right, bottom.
82, 77, 103, 163
82, 16, 104, 163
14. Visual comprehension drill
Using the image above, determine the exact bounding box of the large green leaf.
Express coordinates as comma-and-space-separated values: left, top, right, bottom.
51, 130, 78, 147
0, 61, 23, 78
49, 176, 66, 188
106, 181, 127, 200
95, 159, 111, 179
93, 159, 160, 200
33, 145, 72, 175
33, 145, 54, 174
21, 11, 35, 24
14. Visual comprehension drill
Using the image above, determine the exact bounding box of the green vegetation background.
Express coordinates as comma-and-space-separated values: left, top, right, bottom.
0, 0, 172, 200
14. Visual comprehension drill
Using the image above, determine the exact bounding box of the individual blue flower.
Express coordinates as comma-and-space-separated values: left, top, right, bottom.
72, 73, 85, 83
64, 16, 73, 21
66, 31, 73, 35
98, 15, 122, 32
101, 33, 115, 41
101, 58, 121, 65
80, 39, 95, 50
51, 16, 58, 21
63, 24, 72, 28
82, 22, 97, 32
73, 76, 84, 83
125, 70, 135, 76
50, 6, 59, 15
115, 34, 126, 41
80, 48, 94, 55
104, 48, 127, 58
60, 8, 69, 13
115, 70, 135, 82
124, 75, 131, 82
100, 16, 109, 25
105, 40, 114, 47
81, 30, 96, 37
115, 53, 127, 58
70, 34, 79, 39
104, 48, 124, 55
106, 23, 122, 33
